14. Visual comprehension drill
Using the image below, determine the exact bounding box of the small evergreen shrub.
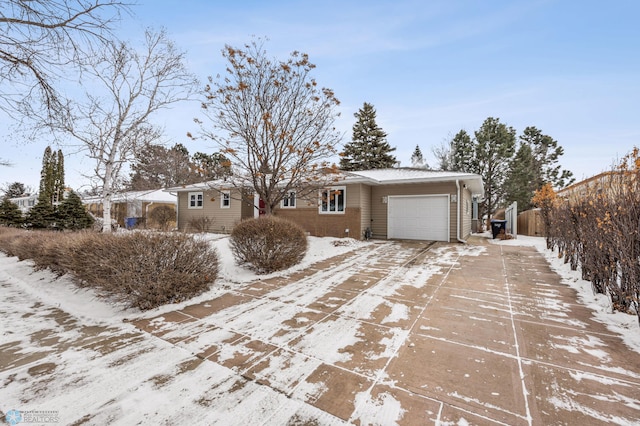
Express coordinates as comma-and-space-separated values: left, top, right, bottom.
56, 191, 94, 230
230, 216, 307, 274
0, 198, 23, 227
25, 198, 56, 229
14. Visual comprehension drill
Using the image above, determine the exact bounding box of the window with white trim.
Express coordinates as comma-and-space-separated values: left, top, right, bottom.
319, 187, 345, 214
188, 191, 203, 209
282, 190, 296, 208
221, 191, 230, 208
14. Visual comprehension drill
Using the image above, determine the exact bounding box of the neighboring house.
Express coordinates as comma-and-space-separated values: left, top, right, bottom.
556, 171, 624, 204
166, 168, 484, 242
9, 194, 39, 214
82, 189, 177, 229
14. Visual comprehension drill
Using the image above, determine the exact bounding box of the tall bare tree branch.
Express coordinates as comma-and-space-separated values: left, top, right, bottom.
52, 28, 197, 232
0, 0, 130, 123
192, 39, 342, 214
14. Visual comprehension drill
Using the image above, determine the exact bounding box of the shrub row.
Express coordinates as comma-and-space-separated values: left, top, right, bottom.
534, 149, 640, 325
0, 227, 219, 310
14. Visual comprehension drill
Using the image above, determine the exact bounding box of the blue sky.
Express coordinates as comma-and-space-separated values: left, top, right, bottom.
1, 0, 639, 191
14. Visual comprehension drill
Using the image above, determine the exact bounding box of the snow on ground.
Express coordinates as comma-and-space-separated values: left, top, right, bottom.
490, 233, 640, 355
0, 234, 373, 425
0, 234, 369, 326
3, 231, 640, 424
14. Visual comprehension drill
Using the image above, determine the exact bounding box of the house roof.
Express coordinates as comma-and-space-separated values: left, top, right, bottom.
165, 169, 484, 196
164, 179, 233, 193
342, 168, 484, 195
83, 189, 176, 204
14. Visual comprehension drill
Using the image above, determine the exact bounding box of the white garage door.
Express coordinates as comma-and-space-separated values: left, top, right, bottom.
388, 195, 449, 241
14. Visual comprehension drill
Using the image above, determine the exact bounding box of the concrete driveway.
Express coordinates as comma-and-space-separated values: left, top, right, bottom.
2, 236, 640, 425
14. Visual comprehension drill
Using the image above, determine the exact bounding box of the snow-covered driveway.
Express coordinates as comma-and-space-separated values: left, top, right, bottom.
1, 236, 640, 425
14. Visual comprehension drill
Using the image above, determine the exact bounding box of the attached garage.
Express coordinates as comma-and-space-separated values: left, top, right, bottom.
387, 195, 450, 241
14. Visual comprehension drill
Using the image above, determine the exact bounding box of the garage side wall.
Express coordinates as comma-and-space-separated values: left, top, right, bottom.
370, 182, 458, 241
461, 187, 472, 240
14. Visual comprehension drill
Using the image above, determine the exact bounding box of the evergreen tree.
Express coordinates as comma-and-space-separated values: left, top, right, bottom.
56, 191, 94, 230
504, 143, 537, 211
54, 149, 65, 204
340, 102, 396, 170
30, 146, 66, 228
410, 145, 427, 168
26, 194, 57, 228
520, 126, 574, 189
450, 130, 476, 172
474, 117, 516, 222
129, 143, 193, 190
39, 146, 55, 204
1, 182, 28, 198
38, 146, 65, 205
0, 197, 23, 226
128, 143, 232, 190
191, 152, 232, 180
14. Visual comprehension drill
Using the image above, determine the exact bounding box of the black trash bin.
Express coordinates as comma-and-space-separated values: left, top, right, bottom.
491, 219, 507, 239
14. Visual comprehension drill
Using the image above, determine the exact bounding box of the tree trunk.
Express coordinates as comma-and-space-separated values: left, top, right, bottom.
102, 161, 114, 233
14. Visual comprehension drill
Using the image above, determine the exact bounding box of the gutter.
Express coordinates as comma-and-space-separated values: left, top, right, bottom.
456, 179, 466, 244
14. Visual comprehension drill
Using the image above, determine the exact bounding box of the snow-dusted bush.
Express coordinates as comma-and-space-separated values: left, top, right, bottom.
0, 228, 219, 310
537, 149, 640, 323
230, 216, 307, 274
64, 233, 219, 310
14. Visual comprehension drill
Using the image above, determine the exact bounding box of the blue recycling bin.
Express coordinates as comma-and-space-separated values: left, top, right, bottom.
125, 217, 138, 229
491, 219, 507, 239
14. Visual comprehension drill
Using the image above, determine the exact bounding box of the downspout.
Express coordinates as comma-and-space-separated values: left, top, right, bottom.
456, 180, 466, 243
145, 202, 155, 226
169, 192, 178, 230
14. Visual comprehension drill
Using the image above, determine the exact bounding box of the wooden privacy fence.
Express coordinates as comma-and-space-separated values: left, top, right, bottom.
517, 208, 545, 237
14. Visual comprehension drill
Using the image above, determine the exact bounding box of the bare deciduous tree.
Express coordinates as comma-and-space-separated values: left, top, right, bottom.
0, 0, 128, 121
56, 28, 197, 232
191, 39, 342, 215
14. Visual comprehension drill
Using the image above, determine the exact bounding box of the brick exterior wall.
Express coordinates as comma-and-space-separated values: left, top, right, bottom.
276, 207, 362, 239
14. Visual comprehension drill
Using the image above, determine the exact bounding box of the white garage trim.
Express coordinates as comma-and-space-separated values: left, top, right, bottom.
387, 194, 450, 241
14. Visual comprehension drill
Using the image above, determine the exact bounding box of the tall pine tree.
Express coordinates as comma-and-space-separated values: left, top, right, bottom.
473, 117, 516, 222
39, 146, 55, 204
340, 102, 396, 170
504, 143, 537, 211
54, 149, 65, 204
520, 126, 574, 189
449, 130, 476, 172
